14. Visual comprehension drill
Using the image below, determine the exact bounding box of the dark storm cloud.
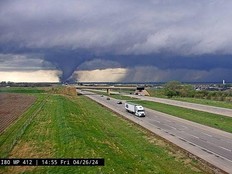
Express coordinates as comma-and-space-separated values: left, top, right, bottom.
1, 0, 232, 81
0, 54, 55, 71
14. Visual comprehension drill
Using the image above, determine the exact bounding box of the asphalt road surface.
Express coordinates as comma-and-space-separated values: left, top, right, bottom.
78, 90, 232, 173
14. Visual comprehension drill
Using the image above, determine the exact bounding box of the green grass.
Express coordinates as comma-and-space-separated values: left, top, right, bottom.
0, 94, 205, 174
0, 87, 45, 94
133, 100, 232, 133
172, 97, 232, 109
147, 88, 232, 109
147, 88, 166, 98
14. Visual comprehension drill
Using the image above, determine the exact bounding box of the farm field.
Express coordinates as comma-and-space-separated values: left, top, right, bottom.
0, 87, 45, 94
0, 88, 208, 173
0, 93, 36, 133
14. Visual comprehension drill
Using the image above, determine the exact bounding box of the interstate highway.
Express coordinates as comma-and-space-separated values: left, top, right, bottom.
81, 88, 232, 117
78, 89, 232, 173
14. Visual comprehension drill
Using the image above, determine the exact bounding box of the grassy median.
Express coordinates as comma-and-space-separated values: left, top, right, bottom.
147, 88, 232, 109
172, 97, 232, 109
0, 90, 206, 173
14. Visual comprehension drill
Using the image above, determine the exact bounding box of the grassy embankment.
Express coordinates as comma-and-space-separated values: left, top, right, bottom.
0, 87, 206, 173
146, 88, 166, 98
133, 100, 232, 133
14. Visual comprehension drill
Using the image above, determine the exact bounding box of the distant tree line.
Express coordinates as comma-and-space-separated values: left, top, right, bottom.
0, 81, 56, 87
163, 81, 232, 102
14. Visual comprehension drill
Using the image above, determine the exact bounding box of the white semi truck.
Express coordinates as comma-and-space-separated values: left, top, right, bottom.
125, 102, 145, 117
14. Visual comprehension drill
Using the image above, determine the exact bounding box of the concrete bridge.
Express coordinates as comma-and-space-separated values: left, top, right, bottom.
76, 85, 138, 95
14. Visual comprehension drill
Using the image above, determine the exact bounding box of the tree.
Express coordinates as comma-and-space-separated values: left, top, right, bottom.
179, 85, 195, 97
164, 81, 182, 98
164, 81, 195, 98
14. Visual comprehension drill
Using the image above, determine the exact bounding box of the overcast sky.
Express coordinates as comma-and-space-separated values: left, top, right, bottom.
0, 0, 232, 82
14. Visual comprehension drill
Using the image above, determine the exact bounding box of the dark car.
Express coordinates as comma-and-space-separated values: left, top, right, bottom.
107, 97, 110, 100
117, 101, 122, 104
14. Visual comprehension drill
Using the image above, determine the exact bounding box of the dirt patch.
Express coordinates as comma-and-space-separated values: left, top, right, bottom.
0, 93, 36, 133
49, 86, 77, 96
10, 141, 53, 158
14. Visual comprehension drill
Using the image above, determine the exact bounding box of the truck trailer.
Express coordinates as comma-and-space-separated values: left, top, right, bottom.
125, 102, 145, 117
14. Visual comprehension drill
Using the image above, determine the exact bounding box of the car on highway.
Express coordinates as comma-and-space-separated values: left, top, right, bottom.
101, 95, 104, 97
106, 97, 110, 100
117, 101, 122, 104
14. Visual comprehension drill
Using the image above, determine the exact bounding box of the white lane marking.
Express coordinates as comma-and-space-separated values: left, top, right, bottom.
189, 134, 199, 139
169, 126, 177, 130
153, 120, 161, 123
180, 125, 188, 129
202, 133, 213, 137
164, 124, 177, 130
175, 135, 232, 163
219, 146, 232, 152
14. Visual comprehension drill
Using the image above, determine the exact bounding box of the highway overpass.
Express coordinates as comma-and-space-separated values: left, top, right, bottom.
76, 85, 138, 95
